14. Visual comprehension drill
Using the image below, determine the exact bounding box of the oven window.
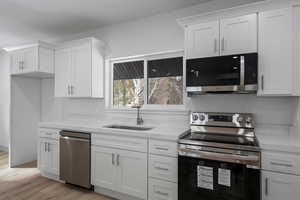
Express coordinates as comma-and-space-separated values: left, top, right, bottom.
178, 156, 260, 200
186, 55, 242, 87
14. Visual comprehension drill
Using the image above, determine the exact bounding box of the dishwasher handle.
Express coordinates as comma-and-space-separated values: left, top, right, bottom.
60, 136, 89, 143
60, 130, 90, 139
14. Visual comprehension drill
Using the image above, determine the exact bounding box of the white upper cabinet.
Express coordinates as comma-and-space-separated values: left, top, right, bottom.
71, 43, 92, 97
55, 37, 105, 98
185, 14, 258, 59
186, 21, 219, 59
10, 42, 54, 77
220, 14, 257, 55
258, 7, 300, 96
54, 48, 72, 97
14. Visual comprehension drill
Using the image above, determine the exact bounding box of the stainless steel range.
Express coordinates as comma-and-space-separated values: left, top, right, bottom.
178, 112, 261, 200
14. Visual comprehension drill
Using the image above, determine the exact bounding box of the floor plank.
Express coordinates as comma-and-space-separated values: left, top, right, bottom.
0, 152, 113, 200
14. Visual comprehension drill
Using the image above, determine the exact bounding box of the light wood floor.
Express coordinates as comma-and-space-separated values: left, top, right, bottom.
0, 151, 113, 200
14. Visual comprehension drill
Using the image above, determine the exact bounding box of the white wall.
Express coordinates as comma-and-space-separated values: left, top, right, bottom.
0, 52, 10, 151
40, 0, 300, 136
10, 77, 41, 166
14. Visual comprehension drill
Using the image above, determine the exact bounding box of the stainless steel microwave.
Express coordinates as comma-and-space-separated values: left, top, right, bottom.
186, 53, 258, 95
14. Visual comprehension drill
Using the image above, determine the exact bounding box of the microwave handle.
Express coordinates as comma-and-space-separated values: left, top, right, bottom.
240, 56, 245, 88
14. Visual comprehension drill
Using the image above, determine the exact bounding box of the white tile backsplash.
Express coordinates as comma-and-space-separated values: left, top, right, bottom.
41, 78, 299, 137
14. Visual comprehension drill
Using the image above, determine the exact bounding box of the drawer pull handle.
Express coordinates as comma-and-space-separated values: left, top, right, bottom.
112, 154, 115, 165
156, 147, 169, 151
270, 162, 293, 167
45, 133, 53, 135
155, 166, 169, 171
155, 191, 168, 196
265, 177, 269, 196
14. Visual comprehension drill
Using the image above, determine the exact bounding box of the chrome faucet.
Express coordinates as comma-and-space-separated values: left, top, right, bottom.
132, 105, 143, 125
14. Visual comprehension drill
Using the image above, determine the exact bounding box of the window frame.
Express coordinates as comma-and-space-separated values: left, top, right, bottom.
108, 50, 186, 111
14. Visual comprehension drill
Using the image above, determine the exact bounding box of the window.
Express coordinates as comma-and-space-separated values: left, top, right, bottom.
111, 51, 184, 109
147, 57, 183, 104
113, 60, 144, 107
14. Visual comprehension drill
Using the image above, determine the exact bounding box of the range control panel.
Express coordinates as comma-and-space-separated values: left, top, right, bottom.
191, 112, 254, 128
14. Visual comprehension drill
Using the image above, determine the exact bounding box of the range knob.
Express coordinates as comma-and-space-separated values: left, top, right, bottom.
199, 114, 206, 121
237, 116, 244, 123
246, 117, 252, 124
192, 114, 199, 121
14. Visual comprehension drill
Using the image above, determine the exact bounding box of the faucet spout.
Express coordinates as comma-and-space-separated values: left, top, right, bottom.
132, 105, 143, 125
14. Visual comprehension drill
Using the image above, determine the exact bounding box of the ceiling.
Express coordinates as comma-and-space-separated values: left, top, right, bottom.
0, 0, 261, 49
0, 0, 213, 48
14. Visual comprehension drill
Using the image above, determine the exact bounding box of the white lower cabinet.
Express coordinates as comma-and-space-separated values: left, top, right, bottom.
149, 178, 178, 200
91, 145, 148, 200
38, 138, 59, 175
149, 155, 178, 183
262, 171, 300, 200
38, 129, 60, 178
148, 139, 178, 200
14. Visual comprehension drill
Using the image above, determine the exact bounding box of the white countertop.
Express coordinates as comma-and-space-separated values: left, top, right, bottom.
39, 121, 300, 153
38, 121, 187, 142
257, 134, 300, 153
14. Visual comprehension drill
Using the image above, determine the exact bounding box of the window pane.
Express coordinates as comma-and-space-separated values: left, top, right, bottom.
147, 57, 183, 105
113, 61, 144, 107
148, 76, 183, 104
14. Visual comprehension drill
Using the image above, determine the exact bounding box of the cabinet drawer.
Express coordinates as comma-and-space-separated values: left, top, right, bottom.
262, 151, 300, 175
149, 155, 178, 183
39, 128, 60, 140
149, 178, 178, 200
92, 133, 148, 153
149, 140, 178, 157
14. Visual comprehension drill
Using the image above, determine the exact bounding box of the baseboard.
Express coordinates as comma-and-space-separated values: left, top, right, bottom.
94, 186, 144, 200
40, 171, 60, 182
0, 145, 8, 152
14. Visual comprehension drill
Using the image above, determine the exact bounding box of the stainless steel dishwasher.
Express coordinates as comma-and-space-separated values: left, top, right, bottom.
59, 130, 91, 188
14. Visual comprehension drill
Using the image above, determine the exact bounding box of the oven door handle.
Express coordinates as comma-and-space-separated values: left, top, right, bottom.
179, 148, 260, 167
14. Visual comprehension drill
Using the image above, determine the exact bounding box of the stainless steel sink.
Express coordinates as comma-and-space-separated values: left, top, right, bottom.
104, 124, 153, 131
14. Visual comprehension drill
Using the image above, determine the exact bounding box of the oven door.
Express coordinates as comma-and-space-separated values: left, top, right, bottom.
186, 53, 257, 93
178, 155, 260, 200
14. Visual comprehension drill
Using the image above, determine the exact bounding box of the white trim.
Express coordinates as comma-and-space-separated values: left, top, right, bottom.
3, 41, 54, 52
108, 49, 184, 62
177, 0, 299, 27
107, 50, 186, 111
105, 108, 189, 116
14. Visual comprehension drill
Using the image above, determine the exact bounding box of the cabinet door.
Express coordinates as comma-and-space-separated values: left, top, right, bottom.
91, 146, 117, 191
262, 171, 300, 200
71, 43, 92, 97
22, 47, 38, 72
48, 140, 59, 175
258, 8, 293, 95
117, 149, 147, 199
220, 14, 257, 55
55, 48, 72, 97
10, 52, 21, 74
38, 139, 49, 171
186, 21, 219, 59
